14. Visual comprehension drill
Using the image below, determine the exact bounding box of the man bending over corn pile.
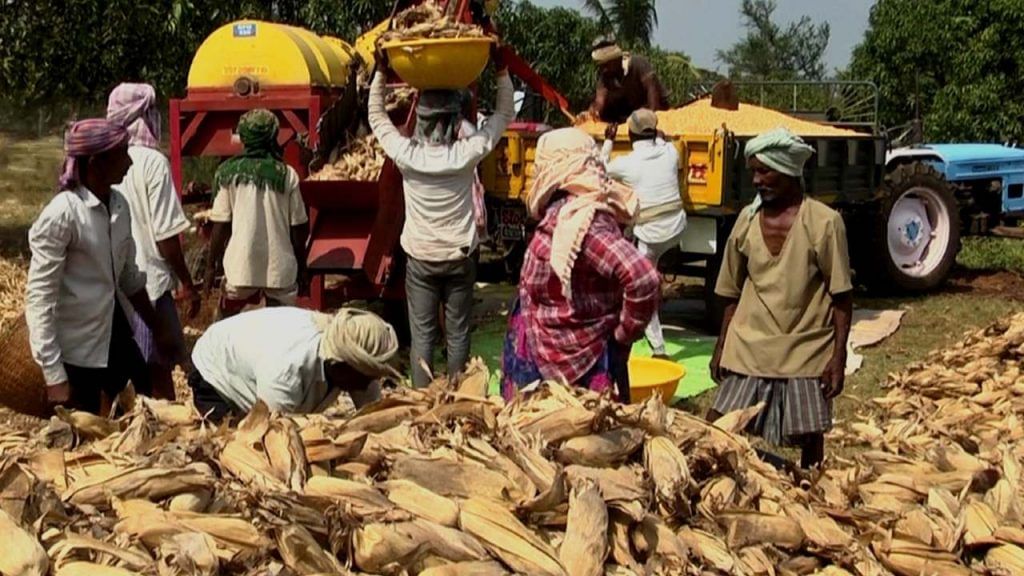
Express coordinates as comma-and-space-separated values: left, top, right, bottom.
26, 119, 178, 414
587, 37, 669, 124
708, 128, 853, 469
188, 307, 400, 421
368, 45, 514, 387
601, 109, 686, 360
204, 109, 310, 318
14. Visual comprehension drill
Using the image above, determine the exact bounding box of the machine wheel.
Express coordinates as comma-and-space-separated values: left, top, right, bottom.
864, 162, 961, 292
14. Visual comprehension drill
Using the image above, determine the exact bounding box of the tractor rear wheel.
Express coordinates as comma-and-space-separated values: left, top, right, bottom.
863, 161, 961, 292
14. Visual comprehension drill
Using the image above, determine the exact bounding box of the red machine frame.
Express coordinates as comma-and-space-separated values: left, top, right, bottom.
168, 0, 571, 312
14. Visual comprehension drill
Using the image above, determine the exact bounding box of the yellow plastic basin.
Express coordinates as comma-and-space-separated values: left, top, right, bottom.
382, 36, 495, 90
628, 357, 686, 405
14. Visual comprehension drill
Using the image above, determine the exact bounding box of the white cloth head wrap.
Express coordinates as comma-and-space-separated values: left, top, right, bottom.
743, 127, 815, 177
313, 308, 401, 379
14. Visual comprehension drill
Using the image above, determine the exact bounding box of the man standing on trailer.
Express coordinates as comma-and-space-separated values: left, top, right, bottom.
601, 108, 686, 360
107, 83, 199, 400
368, 47, 514, 387
588, 37, 669, 124
708, 128, 853, 470
204, 109, 310, 318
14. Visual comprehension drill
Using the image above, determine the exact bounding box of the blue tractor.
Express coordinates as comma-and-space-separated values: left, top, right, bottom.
880, 144, 1024, 289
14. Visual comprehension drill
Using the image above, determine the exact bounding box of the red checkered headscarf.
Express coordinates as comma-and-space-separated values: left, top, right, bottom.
106, 83, 160, 149
60, 119, 129, 189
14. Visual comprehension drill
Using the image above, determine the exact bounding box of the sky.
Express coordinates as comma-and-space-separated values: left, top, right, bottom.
529, 0, 876, 74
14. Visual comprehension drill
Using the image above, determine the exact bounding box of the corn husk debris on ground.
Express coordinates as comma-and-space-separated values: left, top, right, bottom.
2, 313, 1024, 574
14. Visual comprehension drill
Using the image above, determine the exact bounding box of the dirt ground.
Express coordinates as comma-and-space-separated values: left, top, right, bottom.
947, 268, 1024, 299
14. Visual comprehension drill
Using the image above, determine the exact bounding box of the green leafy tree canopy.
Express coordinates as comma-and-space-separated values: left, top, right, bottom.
849, 0, 1024, 142
717, 0, 830, 80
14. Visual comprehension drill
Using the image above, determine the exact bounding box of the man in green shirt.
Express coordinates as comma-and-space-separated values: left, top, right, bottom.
708, 128, 854, 469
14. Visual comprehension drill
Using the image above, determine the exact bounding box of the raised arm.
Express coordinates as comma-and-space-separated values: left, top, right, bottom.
367, 71, 413, 165
453, 68, 515, 168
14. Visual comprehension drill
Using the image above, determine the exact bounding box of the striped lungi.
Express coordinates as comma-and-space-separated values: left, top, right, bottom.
712, 373, 832, 446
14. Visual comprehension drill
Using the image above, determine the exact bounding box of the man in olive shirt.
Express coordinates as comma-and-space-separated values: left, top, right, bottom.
708, 128, 853, 469
588, 38, 669, 123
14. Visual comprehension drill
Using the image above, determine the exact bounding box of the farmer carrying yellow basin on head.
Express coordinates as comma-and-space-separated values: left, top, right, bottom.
368, 45, 514, 388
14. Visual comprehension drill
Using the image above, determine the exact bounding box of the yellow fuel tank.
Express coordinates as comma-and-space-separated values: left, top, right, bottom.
188, 20, 356, 89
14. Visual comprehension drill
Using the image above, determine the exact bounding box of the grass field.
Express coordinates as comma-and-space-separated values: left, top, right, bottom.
2, 130, 1023, 431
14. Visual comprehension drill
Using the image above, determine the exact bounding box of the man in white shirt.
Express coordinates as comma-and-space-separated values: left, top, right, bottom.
189, 307, 400, 420
26, 119, 177, 414
204, 109, 310, 318
601, 108, 686, 359
369, 47, 514, 387
107, 83, 198, 399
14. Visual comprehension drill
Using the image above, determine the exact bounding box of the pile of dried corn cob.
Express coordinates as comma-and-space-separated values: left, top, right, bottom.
579, 97, 859, 138
310, 134, 386, 182
0, 257, 26, 333
2, 315, 1024, 575
380, 3, 487, 43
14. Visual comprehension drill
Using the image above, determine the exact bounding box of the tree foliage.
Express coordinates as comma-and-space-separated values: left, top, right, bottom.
0, 0, 393, 110
0, 0, 700, 128
717, 0, 830, 80
849, 0, 1024, 142
581, 0, 658, 48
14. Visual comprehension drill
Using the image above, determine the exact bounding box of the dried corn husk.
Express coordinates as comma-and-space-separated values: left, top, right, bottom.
303, 476, 394, 517
559, 480, 608, 576
418, 562, 509, 576
0, 508, 48, 576
55, 562, 137, 576
643, 436, 691, 516
311, 134, 386, 182
380, 3, 487, 43
392, 454, 516, 502
986, 543, 1024, 573
556, 428, 644, 467
354, 519, 488, 574
677, 527, 734, 572
0, 311, 1022, 575
384, 479, 460, 527
276, 524, 346, 575
565, 465, 648, 521
720, 511, 805, 550
459, 497, 566, 576
516, 405, 595, 445
54, 406, 119, 439
63, 464, 214, 507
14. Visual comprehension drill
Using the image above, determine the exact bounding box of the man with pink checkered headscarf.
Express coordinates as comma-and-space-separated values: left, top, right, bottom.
26, 119, 178, 414
107, 83, 199, 401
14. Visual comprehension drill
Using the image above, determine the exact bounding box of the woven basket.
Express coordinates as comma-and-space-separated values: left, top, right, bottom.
0, 315, 51, 418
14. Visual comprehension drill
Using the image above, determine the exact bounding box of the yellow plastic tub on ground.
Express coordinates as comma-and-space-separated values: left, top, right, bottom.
382, 36, 495, 90
628, 357, 686, 405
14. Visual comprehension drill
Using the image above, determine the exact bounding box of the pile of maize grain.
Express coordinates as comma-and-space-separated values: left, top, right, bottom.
578, 98, 860, 138
310, 134, 386, 182
2, 315, 1024, 575
380, 4, 487, 43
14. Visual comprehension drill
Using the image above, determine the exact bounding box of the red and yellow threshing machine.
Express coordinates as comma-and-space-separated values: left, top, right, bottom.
169, 0, 571, 312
